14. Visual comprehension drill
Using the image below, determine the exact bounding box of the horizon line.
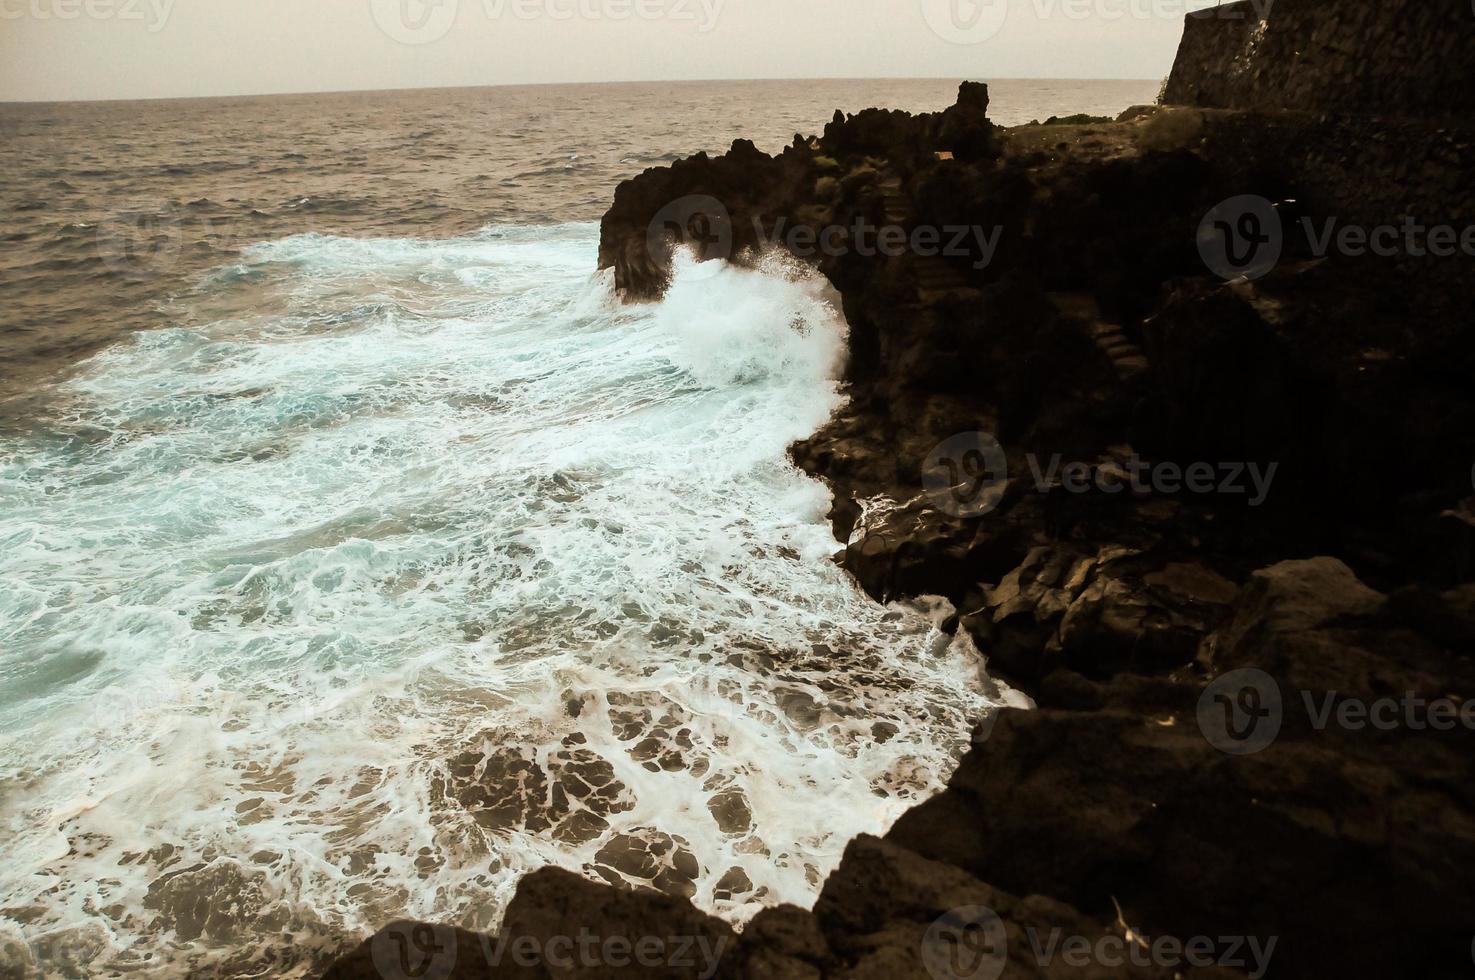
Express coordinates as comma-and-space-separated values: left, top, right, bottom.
0, 74, 1162, 107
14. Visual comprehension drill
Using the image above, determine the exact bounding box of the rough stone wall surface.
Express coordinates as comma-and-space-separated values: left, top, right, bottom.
1163, 0, 1475, 118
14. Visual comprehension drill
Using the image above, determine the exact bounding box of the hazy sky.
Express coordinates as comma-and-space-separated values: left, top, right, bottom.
1, 0, 1222, 102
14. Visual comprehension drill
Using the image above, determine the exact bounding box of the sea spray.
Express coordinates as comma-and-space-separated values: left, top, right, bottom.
0, 222, 995, 976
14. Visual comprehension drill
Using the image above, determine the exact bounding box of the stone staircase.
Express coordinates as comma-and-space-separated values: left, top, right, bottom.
1048, 292, 1151, 382
878, 174, 911, 226
878, 171, 981, 304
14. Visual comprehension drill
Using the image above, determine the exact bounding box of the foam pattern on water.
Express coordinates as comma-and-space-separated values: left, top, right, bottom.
0, 223, 995, 977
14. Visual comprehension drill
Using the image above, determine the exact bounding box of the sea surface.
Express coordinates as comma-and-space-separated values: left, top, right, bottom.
0, 78, 1157, 977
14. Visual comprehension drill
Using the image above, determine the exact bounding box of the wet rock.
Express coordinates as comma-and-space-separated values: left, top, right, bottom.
593, 830, 702, 899
707, 789, 753, 836
322, 868, 735, 980
25, 923, 108, 977
812, 836, 1173, 979
713, 867, 754, 902
143, 861, 282, 945
1214, 557, 1385, 656
0, 922, 37, 979
440, 741, 636, 842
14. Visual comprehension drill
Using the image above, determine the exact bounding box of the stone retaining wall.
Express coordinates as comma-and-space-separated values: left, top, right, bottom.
1163, 0, 1475, 118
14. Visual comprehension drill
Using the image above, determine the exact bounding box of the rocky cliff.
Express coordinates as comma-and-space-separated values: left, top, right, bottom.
324, 9, 1475, 980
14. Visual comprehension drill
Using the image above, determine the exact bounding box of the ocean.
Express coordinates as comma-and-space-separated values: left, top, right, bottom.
0, 78, 1158, 977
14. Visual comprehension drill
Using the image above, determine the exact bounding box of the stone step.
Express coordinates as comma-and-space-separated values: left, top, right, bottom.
1113, 354, 1151, 378
1039, 297, 1152, 381
1084, 317, 1152, 380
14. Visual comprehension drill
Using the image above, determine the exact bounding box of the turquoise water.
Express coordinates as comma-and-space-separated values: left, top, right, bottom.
0, 225, 995, 976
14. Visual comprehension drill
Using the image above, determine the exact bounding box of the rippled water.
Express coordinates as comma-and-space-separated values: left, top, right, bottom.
0, 78, 1155, 977
0, 78, 1158, 408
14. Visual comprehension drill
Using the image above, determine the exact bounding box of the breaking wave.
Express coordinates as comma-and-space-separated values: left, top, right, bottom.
0, 222, 995, 976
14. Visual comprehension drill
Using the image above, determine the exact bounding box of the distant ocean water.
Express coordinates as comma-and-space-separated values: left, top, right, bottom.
0, 78, 1155, 977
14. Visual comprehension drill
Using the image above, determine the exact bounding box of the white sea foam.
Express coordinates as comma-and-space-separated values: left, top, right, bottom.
0, 222, 996, 977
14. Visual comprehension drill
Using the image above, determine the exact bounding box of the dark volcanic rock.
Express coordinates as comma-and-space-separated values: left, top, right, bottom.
321, 866, 736, 979
326, 840, 1208, 979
